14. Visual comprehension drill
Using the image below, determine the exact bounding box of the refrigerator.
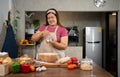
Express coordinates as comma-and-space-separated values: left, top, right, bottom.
83, 27, 102, 66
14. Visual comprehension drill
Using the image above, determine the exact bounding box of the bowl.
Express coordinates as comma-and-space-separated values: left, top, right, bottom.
38, 53, 58, 63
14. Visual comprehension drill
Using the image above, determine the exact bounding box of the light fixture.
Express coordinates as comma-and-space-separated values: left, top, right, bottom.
112, 12, 116, 15
94, 0, 106, 8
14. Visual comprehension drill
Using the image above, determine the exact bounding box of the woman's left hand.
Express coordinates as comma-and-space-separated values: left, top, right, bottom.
49, 36, 68, 50
49, 39, 56, 44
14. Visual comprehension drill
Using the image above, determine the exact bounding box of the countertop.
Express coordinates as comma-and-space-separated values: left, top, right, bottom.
4, 64, 113, 77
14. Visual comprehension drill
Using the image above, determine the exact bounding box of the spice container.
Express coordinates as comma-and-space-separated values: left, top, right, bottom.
80, 57, 93, 71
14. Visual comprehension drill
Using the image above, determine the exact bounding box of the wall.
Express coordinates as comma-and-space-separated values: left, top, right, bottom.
30, 12, 104, 46
65, 47, 83, 60
13, 0, 119, 11
0, 0, 14, 33
12, 0, 119, 42
0, 0, 9, 32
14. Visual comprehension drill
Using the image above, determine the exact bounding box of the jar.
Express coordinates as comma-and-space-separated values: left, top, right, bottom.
80, 57, 93, 71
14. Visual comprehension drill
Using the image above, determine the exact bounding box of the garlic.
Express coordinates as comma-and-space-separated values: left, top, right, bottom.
41, 66, 47, 71
36, 66, 47, 72
36, 67, 42, 72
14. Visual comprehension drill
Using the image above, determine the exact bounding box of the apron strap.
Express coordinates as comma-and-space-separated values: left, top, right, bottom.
54, 26, 58, 33
45, 26, 48, 30
45, 26, 58, 33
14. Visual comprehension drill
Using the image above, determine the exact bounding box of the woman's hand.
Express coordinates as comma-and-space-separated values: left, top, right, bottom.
42, 30, 50, 37
31, 30, 50, 42
49, 36, 68, 50
31, 31, 42, 42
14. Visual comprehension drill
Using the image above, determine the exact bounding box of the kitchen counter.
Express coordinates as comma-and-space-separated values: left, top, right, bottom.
4, 64, 113, 77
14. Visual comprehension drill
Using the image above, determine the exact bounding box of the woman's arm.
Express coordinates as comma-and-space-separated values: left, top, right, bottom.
31, 30, 50, 42
50, 36, 68, 50
31, 31, 43, 42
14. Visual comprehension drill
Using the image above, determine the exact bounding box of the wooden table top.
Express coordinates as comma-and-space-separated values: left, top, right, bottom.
4, 64, 114, 77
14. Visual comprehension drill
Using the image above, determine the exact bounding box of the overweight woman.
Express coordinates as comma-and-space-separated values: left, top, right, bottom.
31, 8, 68, 59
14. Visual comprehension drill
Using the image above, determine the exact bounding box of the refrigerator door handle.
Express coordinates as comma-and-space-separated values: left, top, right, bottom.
87, 41, 101, 44
94, 41, 101, 43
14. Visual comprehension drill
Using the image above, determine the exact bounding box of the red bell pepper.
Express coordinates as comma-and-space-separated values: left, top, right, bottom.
71, 57, 78, 61
21, 64, 30, 73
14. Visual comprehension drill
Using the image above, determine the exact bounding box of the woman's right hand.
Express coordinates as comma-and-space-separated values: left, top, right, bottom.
31, 30, 50, 42
42, 30, 50, 37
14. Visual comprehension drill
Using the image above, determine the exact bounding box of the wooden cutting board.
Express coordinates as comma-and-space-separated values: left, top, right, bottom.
41, 63, 68, 68
41, 63, 80, 68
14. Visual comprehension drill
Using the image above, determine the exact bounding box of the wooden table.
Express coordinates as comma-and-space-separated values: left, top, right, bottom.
4, 64, 114, 77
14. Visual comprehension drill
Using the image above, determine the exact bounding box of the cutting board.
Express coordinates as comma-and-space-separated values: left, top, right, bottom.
41, 63, 80, 68
41, 63, 68, 68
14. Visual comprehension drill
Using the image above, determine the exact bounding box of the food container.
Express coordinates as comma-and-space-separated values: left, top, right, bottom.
0, 52, 8, 59
38, 53, 58, 63
80, 57, 93, 71
15, 54, 35, 64
0, 63, 9, 76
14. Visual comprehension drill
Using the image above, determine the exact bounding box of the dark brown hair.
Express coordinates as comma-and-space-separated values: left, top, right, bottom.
45, 8, 63, 27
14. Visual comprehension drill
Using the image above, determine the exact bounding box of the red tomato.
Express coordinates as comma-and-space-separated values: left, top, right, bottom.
67, 59, 72, 64
67, 64, 77, 70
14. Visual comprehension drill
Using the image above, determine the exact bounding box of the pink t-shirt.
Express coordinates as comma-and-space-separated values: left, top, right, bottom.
38, 25, 68, 42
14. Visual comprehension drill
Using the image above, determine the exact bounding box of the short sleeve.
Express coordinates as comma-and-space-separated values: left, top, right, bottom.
61, 27, 68, 37
38, 25, 46, 31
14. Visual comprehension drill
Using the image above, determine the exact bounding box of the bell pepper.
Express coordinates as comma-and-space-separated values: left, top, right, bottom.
21, 64, 30, 73
12, 62, 20, 73
71, 57, 78, 61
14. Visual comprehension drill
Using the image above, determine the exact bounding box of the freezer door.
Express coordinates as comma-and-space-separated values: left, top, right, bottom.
86, 27, 102, 42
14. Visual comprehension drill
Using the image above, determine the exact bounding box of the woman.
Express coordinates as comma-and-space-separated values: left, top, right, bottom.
31, 8, 68, 59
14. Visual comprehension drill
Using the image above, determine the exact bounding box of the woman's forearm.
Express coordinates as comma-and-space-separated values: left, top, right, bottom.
51, 41, 68, 50
31, 31, 43, 42
50, 36, 68, 50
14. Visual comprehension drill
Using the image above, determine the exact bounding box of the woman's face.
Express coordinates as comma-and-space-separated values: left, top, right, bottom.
47, 13, 57, 26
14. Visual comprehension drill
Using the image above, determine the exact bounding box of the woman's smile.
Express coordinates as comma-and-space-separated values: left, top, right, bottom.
47, 13, 57, 26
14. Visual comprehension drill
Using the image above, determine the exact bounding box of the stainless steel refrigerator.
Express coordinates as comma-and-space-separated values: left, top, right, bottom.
84, 27, 102, 66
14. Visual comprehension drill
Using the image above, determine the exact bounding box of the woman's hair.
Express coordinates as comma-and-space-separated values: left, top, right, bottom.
45, 8, 63, 27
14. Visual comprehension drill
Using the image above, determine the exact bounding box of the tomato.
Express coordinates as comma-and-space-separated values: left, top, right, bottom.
72, 64, 77, 68
30, 65, 35, 72
67, 59, 72, 64
67, 64, 77, 70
